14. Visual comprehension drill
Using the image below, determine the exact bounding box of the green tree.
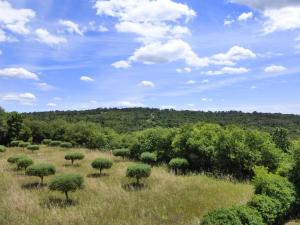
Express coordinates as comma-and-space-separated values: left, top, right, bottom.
126, 164, 151, 185
91, 158, 113, 175
26, 164, 56, 185
7, 112, 23, 141
271, 128, 291, 152
64, 152, 84, 165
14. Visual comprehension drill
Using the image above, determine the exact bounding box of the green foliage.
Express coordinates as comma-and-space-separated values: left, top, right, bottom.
271, 128, 291, 152
126, 164, 151, 184
42, 139, 52, 145
112, 149, 130, 159
18, 141, 30, 148
7, 155, 26, 164
16, 157, 33, 170
140, 152, 157, 165
60, 142, 72, 148
64, 152, 84, 165
49, 174, 84, 200
169, 158, 189, 174
26, 163, 56, 185
7, 112, 23, 141
10, 140, 21, 147
200, 208, 242, 225
232, 205, 265, 225
91, 158, 113, 174
0, 145, 6, 152
49, 140, 62, 146
27, 145, 40, 152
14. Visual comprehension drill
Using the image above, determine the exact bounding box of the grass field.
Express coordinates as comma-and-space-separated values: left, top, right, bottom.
0, 146, 253, 225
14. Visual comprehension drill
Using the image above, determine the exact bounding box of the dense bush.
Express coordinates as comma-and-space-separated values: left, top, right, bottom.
233, 205, 265, 225
49, 140, 61, 146
60, 142, 72, 148
140, 152, 157, 165
27, 145, 40, 153
112, 149, 130, 159
42, 139, 52, 145
0, 145, 6, 152
126, 164, 151, 184
200, 208, 242, 225
18, 141, 30, 149
65, 152, 84, 165
7, 155, 26, 164
26, 163, 56, 185
91, 158, 113, 175
169, 158, 189, 175
16, 157, 33, 171
49, 174, 84, 201
10, 140, 21, 147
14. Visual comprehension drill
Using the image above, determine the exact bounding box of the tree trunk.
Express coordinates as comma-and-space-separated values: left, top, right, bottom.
136, 177, 140, 185
71, 159, 74, 165
40, 176, 44, 185
99, 168, 102, 175
65, 191, 69, 201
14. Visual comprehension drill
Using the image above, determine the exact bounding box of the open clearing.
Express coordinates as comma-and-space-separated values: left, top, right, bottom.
0, 147, 253, 225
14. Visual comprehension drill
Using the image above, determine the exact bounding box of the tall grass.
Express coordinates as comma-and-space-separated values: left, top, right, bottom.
0, 147, 253, 225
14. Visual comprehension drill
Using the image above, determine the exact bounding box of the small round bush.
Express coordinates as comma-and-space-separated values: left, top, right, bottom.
60, 142, 72, 148
140, 152, 157, 165
26, 163, 56, 185
18, 142, 30, 149
27, 145, 40, 153
65, 152, 85, 165
232, 205, 265, 225
200, 208, 242, 225
91, 158, 113, 175
7, 155, 27, 164
49, 173, 84, 201
112, 149, 130, 159
0, 145, 6, 153
126, 164, 151, 184
49, 140, 62, 146
42, 139, 52, 145
169, 158, 189, 175
17, 157, 33, 170
10, 140, 21, 147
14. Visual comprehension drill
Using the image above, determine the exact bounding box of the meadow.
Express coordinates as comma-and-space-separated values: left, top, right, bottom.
0, 146, 253, 225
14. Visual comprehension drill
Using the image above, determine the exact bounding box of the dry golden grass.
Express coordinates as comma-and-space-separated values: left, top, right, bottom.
0, 146, 253, 225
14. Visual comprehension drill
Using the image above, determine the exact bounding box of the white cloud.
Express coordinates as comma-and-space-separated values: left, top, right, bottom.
59, 20, 83, 36
98, 25, 109, 32
47, 102, 57, 107
0, 29, 7, 42
0, 67, 39, 80
230, 0, 300, 11
0, 92, 36, 104
111, 60, 131, 69
139, 80, 155, 88
35, 28, 67, 46
186, 80, 196, 85
176, 67, 192, 73
237, 12, 253, 21
206, 67, 250, 76
201, 98, 212, 102
117, 101, 144, 108
34, 82, 55, 91
84, 21, 109, 33
53, 97, 62, 101
80, 76, 95, 82
201, 79, 209, 84
264, 65, 287, 73
224, 19, 235, 26
0, 1, 35, 35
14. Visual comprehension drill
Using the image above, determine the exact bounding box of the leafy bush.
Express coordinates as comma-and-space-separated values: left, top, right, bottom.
140, 152, 157, 165
64, 152, 84, 165
91, 158, 113, 175
27, 145, 40, 153
200, 208, 242, 225
49, 140, 62, 146
169, 158, 189, 175
26, 163, 56, 185
126, 164, 151, 184
10, 140, 21, 147
112, 149, 130, 159
60, 142, 72, 148
42, 139, 52, 145
18, 141, 30, 149
16, 157, 33, 170
232, 205, 265, 225
0, 145, 6, 152
49, 173, 84, 201
7, 155, 26, 164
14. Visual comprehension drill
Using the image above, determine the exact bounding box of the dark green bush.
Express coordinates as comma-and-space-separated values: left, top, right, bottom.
140, 152, 157, 165
10, 140, 21, 147
16, 157, 33, 170
49, 173, 84, 201
64, 152, 84, 165
49, 140, 62, 146
7, 155, 27, 164
91, 158, 113, 175
232, 205, 265, 225
26, 163, 56, 185
27, 145, 40, 153
200, 208, 242, 225
169, 158, 189, 174
18, 142, 30, 149
126, 164, 151, 184
42, 139, 52, 145
112, 149, 130, 159
60, 142, 72, 148
0, 145, 6, 152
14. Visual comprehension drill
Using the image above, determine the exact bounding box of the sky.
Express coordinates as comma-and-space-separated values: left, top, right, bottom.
0, 0, 299, 114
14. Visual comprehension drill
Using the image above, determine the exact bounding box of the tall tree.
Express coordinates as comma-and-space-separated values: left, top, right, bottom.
7, 112, 24, 141
271, 128, 291, 152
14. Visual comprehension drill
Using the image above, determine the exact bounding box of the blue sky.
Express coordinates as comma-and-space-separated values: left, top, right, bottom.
0, 0, 300, 114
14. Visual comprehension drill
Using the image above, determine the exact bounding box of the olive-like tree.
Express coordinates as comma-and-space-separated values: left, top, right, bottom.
18, 142, 30, 150
27, 145, 40, 153
65, 153, 85, 165
140, 152, 157, 165
168, 158, 189, 175
91, 158, 113, 175
126, 164, 151, 185
112, 149, 130, 159
60, 142, 73, 148
26, 163, 56, 185
0, 145, 6, 153
49, 141, 62, 147
7, 155, 27, 168
10, 140, 21, 147
49, 174, 84, 201
42, 139, 52, 145
17, 157, 33, 171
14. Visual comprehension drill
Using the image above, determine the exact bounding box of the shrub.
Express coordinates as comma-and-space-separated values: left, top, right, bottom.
27, 145, 40, 153
0, 145, 6, 152
49, 140, 61, 146
169, 158, 189, 175
64, 152, 84, 165
200, 208, 242, 225
18, 142, 30, 149
140, 152, 157, 165
42, 139, 52, 145
232, 205, 265, 225
7, 155, 26, 164
49, 173, 84, 201
26, 164, 56, 185
16, 157, 33, 170
91, 158, 113, 175
60, 142, 72, 148
112, 149, 130, 159
10, 140, 21, 147
126, 164, 151, 184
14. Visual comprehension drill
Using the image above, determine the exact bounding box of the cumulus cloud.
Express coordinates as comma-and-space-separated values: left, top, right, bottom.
111, 60, 131, 69
80, 76, 95, 82
59, 20, 83, 35
186, 80, 196, 85
237, 12, 253, 21
117, 101, 144, 108
264, 65, 287, 73
206, 67, 250, 76
0, 67, 39, 80
0, 92, 36, 104
139, 80, 155, 88
35, 28, 67, 46
47, 102, 57, 107
224, 19, 235, 26
34, 82, 55, 91
176, 67, 192, 73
